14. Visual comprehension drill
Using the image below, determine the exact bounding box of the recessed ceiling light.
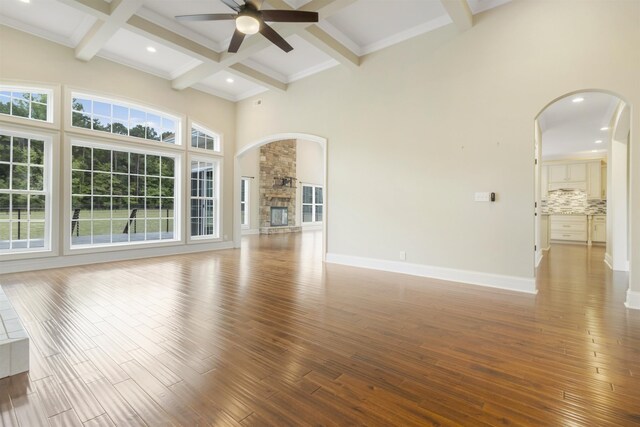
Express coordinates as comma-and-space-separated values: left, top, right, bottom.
226, 78, 234, 83
600, 126, 609, 131
572, 97, 584, 103
146, 46, 156, 53
18, 0, 30, 3
595, 140, 603, 144
592, 150, 598, 152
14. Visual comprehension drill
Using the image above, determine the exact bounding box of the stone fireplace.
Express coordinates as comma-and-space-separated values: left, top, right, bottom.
259, 140, 302, 234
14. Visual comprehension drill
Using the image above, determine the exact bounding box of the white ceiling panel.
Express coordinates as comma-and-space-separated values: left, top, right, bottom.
99, 28, 203, 80
326, 0, 451, 54
539, 92, 619, 160
141, 0, 236, 47
0, 0, 95, 47
243, 34, 338, 83
467, 0, 512, 15
0, 0, 516, 100
196, 70, 267, 101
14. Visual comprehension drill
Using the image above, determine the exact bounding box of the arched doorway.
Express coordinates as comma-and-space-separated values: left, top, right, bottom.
534, 89, 632, 305
233, 133, 328, 260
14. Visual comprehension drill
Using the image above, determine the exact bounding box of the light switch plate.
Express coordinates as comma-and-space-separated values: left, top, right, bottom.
475, 192, 491, 202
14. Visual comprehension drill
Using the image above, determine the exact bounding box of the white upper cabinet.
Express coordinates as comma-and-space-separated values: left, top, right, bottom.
549, 163, 587, 183
587, 161, 602, 200
567, 163, 587, 182
548, 164, 568, 183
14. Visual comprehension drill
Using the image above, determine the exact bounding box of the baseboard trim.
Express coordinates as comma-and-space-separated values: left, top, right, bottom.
325, 253, 537, 294
241, 228, 260, 235
625, 289, 640, 310
604, 253, 613, 270
0, 241, 235, 274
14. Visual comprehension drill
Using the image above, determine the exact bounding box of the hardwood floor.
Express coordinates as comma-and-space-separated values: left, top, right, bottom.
1, 233, 639, 426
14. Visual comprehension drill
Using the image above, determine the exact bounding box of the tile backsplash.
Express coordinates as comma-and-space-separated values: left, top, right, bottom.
541, 190, 606, 215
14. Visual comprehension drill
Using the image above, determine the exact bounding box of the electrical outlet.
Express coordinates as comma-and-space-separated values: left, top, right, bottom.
399, 251, 406, 261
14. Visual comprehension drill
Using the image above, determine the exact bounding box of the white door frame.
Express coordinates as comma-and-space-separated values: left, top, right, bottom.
234, 133, 328, 260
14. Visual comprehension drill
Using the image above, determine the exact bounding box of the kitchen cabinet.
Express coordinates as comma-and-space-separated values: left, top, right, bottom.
587, 161, 601, 199
550, 215, 587, 242
541, 165, 548, 199
548, 163, 587, 191
592, 215, 606, 242
601, 163, 607, 199
549, 163, 587, 183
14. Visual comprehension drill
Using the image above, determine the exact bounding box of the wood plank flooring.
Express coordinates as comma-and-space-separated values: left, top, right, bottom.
1, 232, 639, 426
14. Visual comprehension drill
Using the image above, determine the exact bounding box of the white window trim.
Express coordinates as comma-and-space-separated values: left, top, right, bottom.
188, 120, 223, 155
240, 178, 250, 229
0, 82, 59, 130
187, 153, 222, 243
63, 136, 182, 255
0, 126, 58, 261
301, 183, 323, 225
64, 88, 184, 150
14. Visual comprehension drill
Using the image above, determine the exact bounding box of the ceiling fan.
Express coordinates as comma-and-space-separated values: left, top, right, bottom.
176, 0, 318, 53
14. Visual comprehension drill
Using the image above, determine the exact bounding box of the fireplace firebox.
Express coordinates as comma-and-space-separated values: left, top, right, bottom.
270, 207, 288, 226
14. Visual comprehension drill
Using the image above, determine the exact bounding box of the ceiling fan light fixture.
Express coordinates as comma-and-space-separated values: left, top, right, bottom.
236, 15, 260, 35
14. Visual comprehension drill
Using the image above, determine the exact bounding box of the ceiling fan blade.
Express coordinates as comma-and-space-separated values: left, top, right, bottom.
259, 22, 293, 52
176, 14, 236, 22
245, 0, 264, 10
228, 29, 246, 53
261, 10, 318, 23
219, 0, 241, 12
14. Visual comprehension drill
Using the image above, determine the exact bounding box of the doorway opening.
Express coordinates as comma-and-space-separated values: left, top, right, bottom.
534, 90, 631, 302
234, 133, 328, 261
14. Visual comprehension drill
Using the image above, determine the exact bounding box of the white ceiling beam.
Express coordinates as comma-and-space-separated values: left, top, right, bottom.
58, 0, 357, 93
126, 15, 221, 63
171, 0, 358, 90
229, 63, 288, 92
440, 0, 473, 31
75, 0, 144, 61
172, 63, 224, 90
300, 25, 359, 69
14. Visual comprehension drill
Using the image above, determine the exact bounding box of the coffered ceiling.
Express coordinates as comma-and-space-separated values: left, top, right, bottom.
0, 0, 512, 101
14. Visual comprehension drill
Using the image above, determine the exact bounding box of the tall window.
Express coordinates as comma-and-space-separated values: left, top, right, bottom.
302, 184, 323, 224
240, 178, 249, 228
191, 124, 220, 152
70, 142, 177, 247
190, 159, 219, 239
71, 94, 179, 144
0, 130, 50, 252
1, 86, 52, 123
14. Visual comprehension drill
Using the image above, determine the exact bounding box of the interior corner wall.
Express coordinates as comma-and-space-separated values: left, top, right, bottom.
0, 25, 237, 269
239, 149, 261, 231
295, 140, 324, 227
234, 0, 640, 284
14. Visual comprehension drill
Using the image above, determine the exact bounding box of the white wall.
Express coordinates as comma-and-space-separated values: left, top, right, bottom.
0, 25, 237, 272
296, 140, 324, 227
235, 0, 640, 292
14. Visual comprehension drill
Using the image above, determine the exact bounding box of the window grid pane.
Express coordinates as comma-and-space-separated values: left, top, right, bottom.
190, 160, 218, 238
0, 132, 49, 252
71, 94, 179, 145
71, 144, 177, 247
190, 126, 220, 152
302, 184, 324, 224
0, 87, 51, 122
